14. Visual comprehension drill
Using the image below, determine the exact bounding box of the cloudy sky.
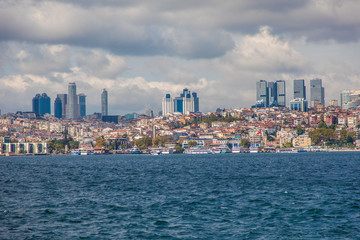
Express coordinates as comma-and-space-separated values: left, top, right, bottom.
1, 0, 360, 115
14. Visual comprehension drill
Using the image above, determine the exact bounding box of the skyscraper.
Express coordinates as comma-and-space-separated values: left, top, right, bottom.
310, 78, 325, 107
162, 94, 174, 115
32, 94, 41, 115
256, 80, 269, 107
67, 82, 78, 119
101, 89, 108, 116
57, 94, 67, 119
78, 94, 86, 118
39, 93, 51, 115
32, 93, 51, 116
162, 89, 200, 115
276, 80, 286, 107
54, 97, 62, 119
294, 79, 306, 99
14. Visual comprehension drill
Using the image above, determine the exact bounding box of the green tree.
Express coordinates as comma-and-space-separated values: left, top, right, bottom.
284, 142, 293, 148
240, 138, 250, 148
95, 137, 106, 148
296, 126, 305, 135
267, 135, 275, 142
318, 121, 327, 128
188, 141, 197, 148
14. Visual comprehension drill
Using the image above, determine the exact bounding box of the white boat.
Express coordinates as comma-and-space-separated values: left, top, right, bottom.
161, 148, 173, 154
184, 147, 212, 154
71, 149, 80, 155
212, 145, 231, 154
80, 148, 94, 155
232, 146, 245, 153
150, 148, 162, 155
130, 146, 141, 154
249, 146, 259, 153
276, 148, 298, 153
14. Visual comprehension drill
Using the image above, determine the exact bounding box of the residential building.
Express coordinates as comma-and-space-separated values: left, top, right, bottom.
292, 135, 312, 148
290, 98, 308, 112
340, 90, 360, 110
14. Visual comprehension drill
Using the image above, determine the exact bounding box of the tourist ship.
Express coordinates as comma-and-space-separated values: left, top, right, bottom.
184, 147, 212, 154
212, 145, 231, 154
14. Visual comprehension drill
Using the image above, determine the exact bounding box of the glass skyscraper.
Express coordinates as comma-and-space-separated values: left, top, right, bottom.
67, 82, 78, 119
294, 79, 306, 99
32, 93, 51, 116
78, 94, 86, 118
256, 80, 269, 107
101, 89, 108, 116
54, 97, 62, 118
310, 78, 325, 107
276, 80, 286, 107
162, 88, 200, 115
57, 94, 67, 119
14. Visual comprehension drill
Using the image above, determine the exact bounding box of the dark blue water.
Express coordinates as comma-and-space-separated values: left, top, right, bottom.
1, 152, 360, 239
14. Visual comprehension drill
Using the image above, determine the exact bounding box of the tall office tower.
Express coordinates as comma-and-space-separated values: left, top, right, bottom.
57, 94, 67, 119
78, 94, 86, 118
310, 78, 325, 107
256, 80, 269, 107
174, 96, 183, 113
39, 93, 51, 115
294, 79, 306, 99
268, 82, 277, 106
54, 97, 62, 118
276, 80, 286, 107
67, 82, 79, 119
162, 94, 174, 115
32, 94, 41, 114
192, 92, 199, 112
101, 89, 108, 116
183, 92, 194, 114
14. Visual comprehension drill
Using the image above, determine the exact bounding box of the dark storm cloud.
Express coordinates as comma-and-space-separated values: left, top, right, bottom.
0, 0, 359, 60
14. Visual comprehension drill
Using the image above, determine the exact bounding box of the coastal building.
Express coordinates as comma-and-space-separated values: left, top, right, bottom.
310, 78, 325, 107
292, 135, 312, 148
101, 89, 108, 116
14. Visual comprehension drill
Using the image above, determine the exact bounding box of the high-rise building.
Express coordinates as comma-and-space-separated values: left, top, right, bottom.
78, 94, 86, 118
310, 78, 324, 107
162, 88, 200, 115
276, 80, 286, 107
32, 94, 41, 114
32, 93, 51, 116
162, 94, 174, 115
268, 82, 276, 106
101, 89, 108, 116
67, 82, 78, 119
57, 94, 67, 119
256, 80, 269, 107
294, 79, 306, 99
54, 97, 62, 119
39, 93, 51, 115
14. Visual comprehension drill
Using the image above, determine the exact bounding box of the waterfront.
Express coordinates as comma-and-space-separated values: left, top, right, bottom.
1, 152, 360, 239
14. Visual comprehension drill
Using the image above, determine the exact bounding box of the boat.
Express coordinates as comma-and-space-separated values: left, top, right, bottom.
212, 145, 231, 154
161, 148, 173, 154
150, 148, 162, 155
249, 146, 259, 153
130, 146, 141, 154
71, 149, 80, 155
276, 148, 298, 153
184, 147, 212, 154
232, 146, 245, 153
79, 148, 94, 155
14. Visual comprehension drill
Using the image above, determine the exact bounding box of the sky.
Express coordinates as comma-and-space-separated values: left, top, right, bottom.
1, 0, 360, 115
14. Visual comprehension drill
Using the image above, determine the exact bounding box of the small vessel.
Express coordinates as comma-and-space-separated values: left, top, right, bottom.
276, 148, 298, 153
71, 149, 80, 155
150, 148, 162, 155
212, 145, 231, 154
79, 148, 94, 155
130, 146, 141, 154
249, 146, 259, 153
184, 147, 212, 154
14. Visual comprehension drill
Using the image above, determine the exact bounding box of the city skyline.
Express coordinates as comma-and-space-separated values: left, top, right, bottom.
1, 1, 360, 114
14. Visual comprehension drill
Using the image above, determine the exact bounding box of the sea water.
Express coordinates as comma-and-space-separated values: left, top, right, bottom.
1, 152, 360, 239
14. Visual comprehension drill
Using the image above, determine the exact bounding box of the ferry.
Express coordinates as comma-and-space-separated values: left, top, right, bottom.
212, 145, 231, 154
276, 148, 298, 153
184, 147, 212, 154
130, 146, 141, 154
